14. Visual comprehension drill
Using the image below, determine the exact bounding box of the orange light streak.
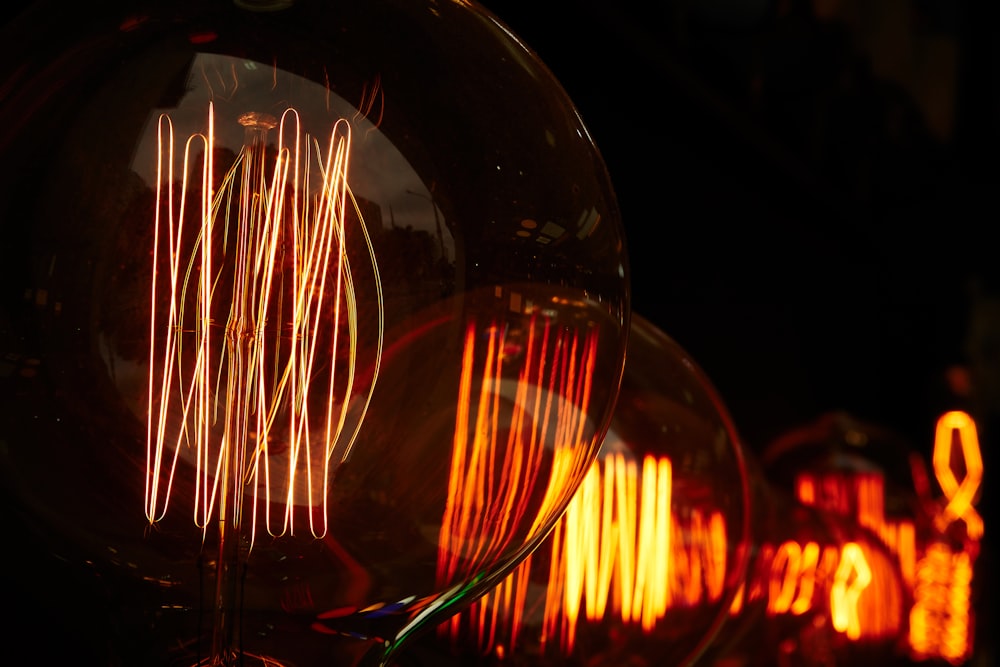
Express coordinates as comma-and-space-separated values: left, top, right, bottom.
446, 452, 731, 658
909, 542, 974, 664
932, 410, 983, 540
745, 536, 901, 642
768, 540, 802, 615
795, 471, 917, 600
436, 315, 600, 588
908, 410, 983, 664
144, 103, 382, 547
829, 542, 871, 640
670, 507, 727, 607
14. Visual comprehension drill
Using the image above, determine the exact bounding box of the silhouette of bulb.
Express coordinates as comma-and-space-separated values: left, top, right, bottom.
401, 313, 753, 667
0, 2, 629, 666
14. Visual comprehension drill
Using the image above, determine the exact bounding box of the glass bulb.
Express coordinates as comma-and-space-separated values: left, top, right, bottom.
708, 487, 907, 667
400, 313, 753, 667
747, 412, 926, 665
0, 2, 629, 666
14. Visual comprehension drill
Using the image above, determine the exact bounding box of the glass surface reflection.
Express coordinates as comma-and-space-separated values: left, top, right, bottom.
0, 1, 629, 665
402, 313, 753, 667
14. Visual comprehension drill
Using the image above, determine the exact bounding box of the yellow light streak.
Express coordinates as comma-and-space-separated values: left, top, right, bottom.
144, 103, 382, 547
830, 542, 871, 640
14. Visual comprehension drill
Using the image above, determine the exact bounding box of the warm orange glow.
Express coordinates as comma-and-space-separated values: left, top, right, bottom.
144, 103, 382, 546
830, 542, 871, 640
795, 471, 916, 597
909, 542, 974, 664
436, 316, 600, 587
932, 410, 983, 540
907, 410, 983, 665
443, 451, 731, 657
739, 537, 901, 642
544, 453, 677, 651
770, 540, 821, 616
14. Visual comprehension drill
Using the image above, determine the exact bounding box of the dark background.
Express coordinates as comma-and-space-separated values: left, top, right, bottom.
480, 0, 1000, 463
478, 5, 999, 663
2, 0, 997, 664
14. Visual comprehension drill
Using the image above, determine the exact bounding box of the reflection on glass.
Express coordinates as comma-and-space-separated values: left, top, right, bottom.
0, 2, 629, 666
403, 313, 753, 667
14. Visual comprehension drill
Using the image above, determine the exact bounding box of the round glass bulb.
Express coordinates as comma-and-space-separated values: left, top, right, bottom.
401, 313, 753, 667
759, 412, 952, 665
709, 489, 907, 667
0, 2, 630, 666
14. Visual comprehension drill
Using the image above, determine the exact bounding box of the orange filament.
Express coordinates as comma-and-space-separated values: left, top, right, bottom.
144, 103, 382, 547
910, 542, 973, 664
767, 541, 821, 616
436, 314, 600, 588
932, 411, 983, 540
447, 452, 730, 657
907, 410, 983, 664
830, 542, 871, 640
757, 538, 900, 641
795, 471, 917, 602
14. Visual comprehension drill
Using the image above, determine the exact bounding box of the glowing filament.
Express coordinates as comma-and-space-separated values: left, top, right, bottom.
830, 542, 871, 640
795, 470, 917, 603
907, 410, 983, 664
436, 316, 600, 587
144, 103, 381, 547
445, 452, 730, 658
910, 542, 973, 664
932, 410, 983, 540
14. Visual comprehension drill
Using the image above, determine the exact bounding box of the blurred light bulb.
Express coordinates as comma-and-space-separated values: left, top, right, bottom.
748, 412, 931, 664
0, 2, 630, 666
908, 410, 984, 665
712, 488, 907, 667
400, 313, 754, 667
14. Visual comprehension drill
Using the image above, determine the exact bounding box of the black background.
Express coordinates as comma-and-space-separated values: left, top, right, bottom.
479, 0, 1000, 463
2, 0, 997, 664
478, 6, 998, 663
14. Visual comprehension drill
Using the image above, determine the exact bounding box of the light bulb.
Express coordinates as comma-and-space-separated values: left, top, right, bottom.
909, 410, 983, 666
400, 313, 754, 667
708, 487, 908, 667
746, 412, 930, 664
0, 2, 630, 666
